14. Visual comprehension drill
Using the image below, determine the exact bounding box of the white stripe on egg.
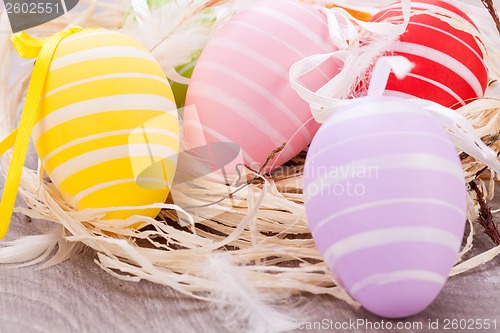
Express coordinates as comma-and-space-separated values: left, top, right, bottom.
405, 73, 466, 105
305, 153, 466, 202
408, 22, 484, 64
186, 82, 291, 149
323, 226, 461, 266
391, 41, 483, 96
322, 106, 435, 130
232, 20, 331, 82
71, 178, 170, 205
43, 73, 170, 98
311, 198, 465, 236
50, 46, 154, 71
42, 128, 178, 166
349, 270, 446, 296
383, 2, 477, 26
196, 61, 312, 142
307, 130, 451, 162
383, 91, 421, 99
50, 144, 177, 185
32, 95, 177, 142
286, 0, 329, 28
210, 38, 290, 81
246, 6, 330, 53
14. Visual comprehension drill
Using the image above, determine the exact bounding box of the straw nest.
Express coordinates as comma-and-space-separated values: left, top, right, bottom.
0, 0, 499, 308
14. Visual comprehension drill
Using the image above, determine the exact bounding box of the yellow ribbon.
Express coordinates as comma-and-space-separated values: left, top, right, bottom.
0, 27, 85, 239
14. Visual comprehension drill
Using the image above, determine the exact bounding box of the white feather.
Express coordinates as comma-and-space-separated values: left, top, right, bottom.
121, 0, 250, 82
130, 0, 151, 22
38, 236, 86, 269
290, 33, 400, 123
0, 225, 59, 265
203, 253, 298, 333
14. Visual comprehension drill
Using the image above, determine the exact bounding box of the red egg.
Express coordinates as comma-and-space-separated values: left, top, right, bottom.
370, 0, 488, 109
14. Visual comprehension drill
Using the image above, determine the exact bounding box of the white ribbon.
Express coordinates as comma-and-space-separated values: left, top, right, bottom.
419, 101, 500, 174
289, 0, 411, 123
290, 0, 500, 173
367, 55, 415, 97
366, 56, 500, 174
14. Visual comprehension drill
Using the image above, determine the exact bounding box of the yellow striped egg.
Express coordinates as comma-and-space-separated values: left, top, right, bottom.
32, 29, 179, 220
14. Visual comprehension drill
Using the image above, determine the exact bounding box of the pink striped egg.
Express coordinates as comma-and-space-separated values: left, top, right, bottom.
304, 96, 467, 318
184, 0, 339, 172
370, 0, 488, 109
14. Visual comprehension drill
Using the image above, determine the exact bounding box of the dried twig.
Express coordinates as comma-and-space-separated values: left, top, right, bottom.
481, 0, 500, 34
259, 142, 287, 175
182, 143, 288, 210
469, 181, 500, 245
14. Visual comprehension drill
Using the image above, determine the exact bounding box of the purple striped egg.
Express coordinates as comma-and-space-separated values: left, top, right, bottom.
303, 96, 467, 318
184, 0, 339, 173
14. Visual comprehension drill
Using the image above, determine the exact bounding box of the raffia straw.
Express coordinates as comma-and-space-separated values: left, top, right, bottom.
0, 0, 499, 308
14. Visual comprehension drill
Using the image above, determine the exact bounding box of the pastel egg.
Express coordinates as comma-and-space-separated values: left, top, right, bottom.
370, 0, 488, 108
303, 96, 466, 318
33, 29, 179, 220
184, 0, 340, 172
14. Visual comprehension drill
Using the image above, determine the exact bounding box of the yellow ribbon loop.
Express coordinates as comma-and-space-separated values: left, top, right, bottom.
10, 32, 46, 59
10, 27, 84, 59
0, 27, 85, 239
0, 129, 18, 157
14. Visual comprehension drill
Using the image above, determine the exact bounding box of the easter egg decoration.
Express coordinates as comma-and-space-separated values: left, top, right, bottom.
369, 0, 488, 108
184, 0, 340, 173
303, 95, 467, 318
31, 29, 180, 220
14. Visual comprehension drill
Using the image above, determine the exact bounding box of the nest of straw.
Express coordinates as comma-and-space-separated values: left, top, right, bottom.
0, 0, 499, 308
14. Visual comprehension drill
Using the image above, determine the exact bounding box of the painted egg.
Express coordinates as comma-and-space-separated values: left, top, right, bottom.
32, 29, 180, 220
304, 96, 467, 318
370, 0, 488, 109
184, 0, 340, 172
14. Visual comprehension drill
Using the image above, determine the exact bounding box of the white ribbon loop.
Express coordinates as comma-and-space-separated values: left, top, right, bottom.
290, 0, 500, 173
319, 0, 411, 51
289, 0, 412, 123
367, 55, 415, 97
419, 101, 500, 174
